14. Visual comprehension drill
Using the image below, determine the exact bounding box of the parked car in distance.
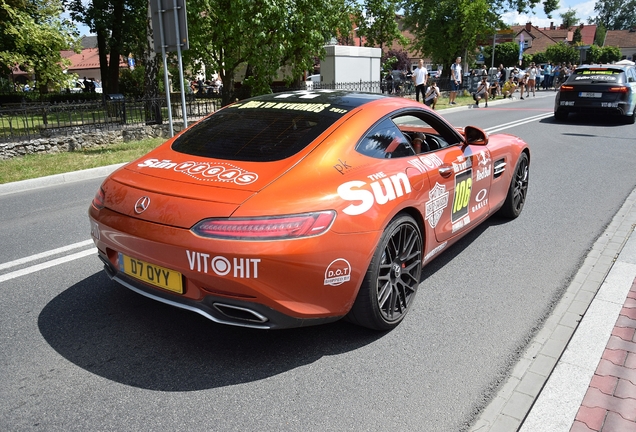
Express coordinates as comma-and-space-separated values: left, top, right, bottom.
554, 63, 636, 123
305, 74, 321, 90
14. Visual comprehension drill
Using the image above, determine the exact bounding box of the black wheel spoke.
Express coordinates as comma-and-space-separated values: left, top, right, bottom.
512, 162, 528, 211
376, 220, 422, 323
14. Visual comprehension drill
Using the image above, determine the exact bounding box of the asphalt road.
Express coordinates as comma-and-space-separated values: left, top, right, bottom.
1, 91, 635, 431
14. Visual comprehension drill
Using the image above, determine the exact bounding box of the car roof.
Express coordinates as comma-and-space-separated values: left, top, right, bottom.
575, 64, 630, 72
170, 91, 395, 163
241, 90, 389, 111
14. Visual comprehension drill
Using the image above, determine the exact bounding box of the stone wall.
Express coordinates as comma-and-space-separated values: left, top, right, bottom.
0, 122, 187, 160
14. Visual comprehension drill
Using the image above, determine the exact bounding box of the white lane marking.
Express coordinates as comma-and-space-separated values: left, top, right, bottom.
0, 248, 96, 283
485, 113, 554, 134
0, 239, 95, 271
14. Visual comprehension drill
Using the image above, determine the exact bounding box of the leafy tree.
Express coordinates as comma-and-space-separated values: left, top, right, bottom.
185, 0, 353, 106
0, 0, 79, 92
403, 0, 497, 74
560, 9, 579, 28
593, 23, 607, 46
119, 64, 144, 96
585, 44, 620, 63
381, 55, 397, 75
482, 41, 519, 68
596, 45, 621, 63
545, 41, 579, 64
572, 27, 582, 44
384, 48, 410, 71
489, 0, 560, 17
532, 51, 548, 64
591, 0, 636, 30
65, 0, 147, 94
403, 0, 561, 75
354, 0, 406, 50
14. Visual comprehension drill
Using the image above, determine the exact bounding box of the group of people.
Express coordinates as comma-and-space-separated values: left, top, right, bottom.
189, 77, 223, 95
411, 58, 577, 109
412, 56, 469, 108
80, 77, 97, 93
412, 59, 441, 109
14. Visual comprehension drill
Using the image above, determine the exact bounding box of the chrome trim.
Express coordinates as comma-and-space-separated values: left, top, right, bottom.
213, 303, 269, 323
134, 196, 151, 214
493, 161, 506, 176
111, 275, 272, 330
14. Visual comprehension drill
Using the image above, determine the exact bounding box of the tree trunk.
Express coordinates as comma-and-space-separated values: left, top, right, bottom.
97, 28, 109, 94
107, 0, 126, 94
144, 3, 161, 124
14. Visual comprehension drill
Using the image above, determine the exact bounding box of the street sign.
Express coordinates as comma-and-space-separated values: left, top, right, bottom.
150, 0, 189, 53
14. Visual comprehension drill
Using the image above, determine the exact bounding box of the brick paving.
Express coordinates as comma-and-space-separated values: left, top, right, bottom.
572, 277, 636, 432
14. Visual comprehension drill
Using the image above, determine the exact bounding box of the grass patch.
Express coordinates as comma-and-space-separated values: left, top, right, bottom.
0, 137, 164, 184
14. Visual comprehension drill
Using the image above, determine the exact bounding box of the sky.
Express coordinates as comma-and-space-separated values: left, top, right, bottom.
502, 0, 597, 28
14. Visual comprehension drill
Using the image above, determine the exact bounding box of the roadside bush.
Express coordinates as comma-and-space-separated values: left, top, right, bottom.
119, 66, 145, 97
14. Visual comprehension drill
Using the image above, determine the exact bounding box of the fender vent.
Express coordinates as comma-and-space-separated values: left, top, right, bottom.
493, 159, 506, 178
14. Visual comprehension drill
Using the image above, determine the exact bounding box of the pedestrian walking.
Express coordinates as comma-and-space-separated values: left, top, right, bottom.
449, 57, 462, 105
412, 59, 428, 103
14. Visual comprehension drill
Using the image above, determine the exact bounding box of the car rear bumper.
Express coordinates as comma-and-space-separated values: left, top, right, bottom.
556, 96, 632, 117
89, 207, 379, 329
99, 252, 343, 329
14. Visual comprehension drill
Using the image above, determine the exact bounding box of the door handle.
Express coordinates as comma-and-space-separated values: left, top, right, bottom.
438, 166, 452, 178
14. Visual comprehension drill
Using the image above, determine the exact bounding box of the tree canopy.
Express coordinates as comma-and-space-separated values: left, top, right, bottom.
0, 0, 78, 91
354, 0, 406, 50
402, 0, 497, 72
185, 0, 353, 105
560, 9, 579, 28
545, 41, 579, 64
65, 0, 147, 93
591, 0, 636, 30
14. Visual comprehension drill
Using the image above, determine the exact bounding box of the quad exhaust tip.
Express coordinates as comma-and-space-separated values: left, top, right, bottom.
213, 303, 269, 324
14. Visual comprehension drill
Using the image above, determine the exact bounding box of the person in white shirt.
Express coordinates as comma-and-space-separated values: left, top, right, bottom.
526, 62, 538, 97
449, 56, 462, 105
412, 59, 428, 103
474, 76, 489, 107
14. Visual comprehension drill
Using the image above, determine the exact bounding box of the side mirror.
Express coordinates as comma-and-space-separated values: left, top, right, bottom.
464, 125, 489, 145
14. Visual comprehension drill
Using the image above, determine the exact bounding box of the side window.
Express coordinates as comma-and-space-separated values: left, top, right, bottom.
356, 118, 415, 159
392, 112, 462, 153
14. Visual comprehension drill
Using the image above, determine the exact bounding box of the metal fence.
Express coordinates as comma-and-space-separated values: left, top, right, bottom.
0, 95, 220, 143
0, 78, 463, 143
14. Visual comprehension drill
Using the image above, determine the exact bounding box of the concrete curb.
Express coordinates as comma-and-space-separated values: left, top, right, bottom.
0, 163, 126, 197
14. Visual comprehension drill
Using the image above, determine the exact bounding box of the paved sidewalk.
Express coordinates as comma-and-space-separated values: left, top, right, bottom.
472, 187, 636, 431
571, 280, 636, 431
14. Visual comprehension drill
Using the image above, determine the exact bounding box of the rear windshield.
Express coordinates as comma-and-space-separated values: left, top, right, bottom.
171, 101, 346, 162
572, 69, 623, 83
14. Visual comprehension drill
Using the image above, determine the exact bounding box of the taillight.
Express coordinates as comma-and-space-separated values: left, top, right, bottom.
192, 211, 336, 240
609, 86, 629, 93
559, 85, 574, 91
92, 188, 105, 210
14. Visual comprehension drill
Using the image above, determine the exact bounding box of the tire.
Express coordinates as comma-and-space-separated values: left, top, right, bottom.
347, 214, 422, 331
625, 109, 636, 125
554, 110, 568, 121
498, 152, 529, 219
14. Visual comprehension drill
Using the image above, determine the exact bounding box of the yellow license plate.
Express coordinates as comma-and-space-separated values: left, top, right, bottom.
118, 253, 183, 294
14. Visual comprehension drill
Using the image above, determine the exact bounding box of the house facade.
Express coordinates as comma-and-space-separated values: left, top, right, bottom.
604, 29, 636, 61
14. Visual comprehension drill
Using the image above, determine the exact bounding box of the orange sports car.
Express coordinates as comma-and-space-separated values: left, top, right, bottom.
89, 90, 529, 330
